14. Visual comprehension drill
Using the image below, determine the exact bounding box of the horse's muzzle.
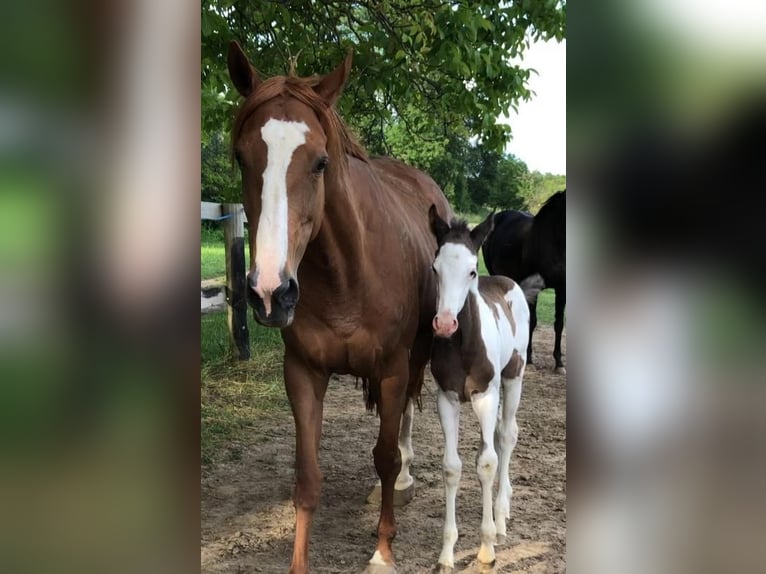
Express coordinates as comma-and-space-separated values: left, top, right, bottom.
247, 273, 299, 328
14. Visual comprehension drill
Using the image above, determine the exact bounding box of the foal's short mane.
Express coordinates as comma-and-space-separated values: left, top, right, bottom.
232, 74, 368, 185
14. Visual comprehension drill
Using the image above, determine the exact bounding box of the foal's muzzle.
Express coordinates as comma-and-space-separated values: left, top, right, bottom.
247, 272, 299, 328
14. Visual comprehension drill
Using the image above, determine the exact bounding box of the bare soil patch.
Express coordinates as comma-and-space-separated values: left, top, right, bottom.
202, 327, 565, 573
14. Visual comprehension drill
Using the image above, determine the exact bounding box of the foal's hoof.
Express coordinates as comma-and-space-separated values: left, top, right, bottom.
366, 482, 415, 507
478, 561, 496, 573
434, 564, 454, 574
554, 366, 567, 375
495, 533, 508, 546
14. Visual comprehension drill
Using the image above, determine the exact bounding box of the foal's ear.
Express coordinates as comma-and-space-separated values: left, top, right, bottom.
429, 204, 450, 243
314, 51, 353, 106
470, 210, 495, 251
227, 40, 261, 98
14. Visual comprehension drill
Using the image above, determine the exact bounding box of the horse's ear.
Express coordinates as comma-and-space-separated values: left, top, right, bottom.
429, 204, 450, 244
227, 40, 260, 98
470, 210, 495, 251
314, 51, 353, 106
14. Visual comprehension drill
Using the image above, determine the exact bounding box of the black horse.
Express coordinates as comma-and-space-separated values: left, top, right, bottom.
483, 190, 566, 373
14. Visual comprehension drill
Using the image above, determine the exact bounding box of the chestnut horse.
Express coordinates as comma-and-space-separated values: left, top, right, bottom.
428, 208, 530, 571
227, 41, 451, 573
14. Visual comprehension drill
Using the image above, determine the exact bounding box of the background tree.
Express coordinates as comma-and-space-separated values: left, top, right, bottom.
201, 0, 566, 208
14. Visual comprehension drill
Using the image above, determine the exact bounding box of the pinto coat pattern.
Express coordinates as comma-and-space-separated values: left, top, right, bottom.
428, 206, 530, 572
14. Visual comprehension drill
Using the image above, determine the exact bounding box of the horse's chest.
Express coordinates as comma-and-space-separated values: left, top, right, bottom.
431, 338, 495, 402
293, 324, 391, 379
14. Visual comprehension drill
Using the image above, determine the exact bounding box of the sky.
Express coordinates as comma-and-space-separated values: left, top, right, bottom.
500, 38, 566, 176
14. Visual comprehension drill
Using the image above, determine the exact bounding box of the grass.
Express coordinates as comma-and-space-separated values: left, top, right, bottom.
201, 311, 286, 465
201, 226, 250, 281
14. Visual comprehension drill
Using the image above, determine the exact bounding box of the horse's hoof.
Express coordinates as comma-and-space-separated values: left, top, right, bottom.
478, 561, 496, 573
434, 564, 454, 574
366, 482, 415, 507
554, 366, 566, 375
495, 533, 508, 546
362, 564, 397, 574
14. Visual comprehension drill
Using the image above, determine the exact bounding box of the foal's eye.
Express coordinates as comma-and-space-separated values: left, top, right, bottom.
313, 156, 329, 173
470, 270, 477, 278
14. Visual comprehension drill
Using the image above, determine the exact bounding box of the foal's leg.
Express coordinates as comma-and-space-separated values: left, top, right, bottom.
494, 371, 524, 544
553, 286, 566, 374
283, 354, 329, 574
471, 385, 501, 566
437, 390, 462, 571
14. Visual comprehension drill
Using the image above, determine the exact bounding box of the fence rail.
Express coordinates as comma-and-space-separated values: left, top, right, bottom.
202, 201, 250, 360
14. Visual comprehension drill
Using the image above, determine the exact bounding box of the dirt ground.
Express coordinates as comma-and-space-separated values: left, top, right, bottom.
201, 326, 566, 573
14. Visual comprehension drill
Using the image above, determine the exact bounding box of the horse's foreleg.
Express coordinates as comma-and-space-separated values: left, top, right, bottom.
367, 398, 416, 507
367, 355, 408, 572
437, 390, 461, 571
494, 370, 523, 544
471, 384, 500, 566
284, 356, 328, 574
553, 287, 566, 374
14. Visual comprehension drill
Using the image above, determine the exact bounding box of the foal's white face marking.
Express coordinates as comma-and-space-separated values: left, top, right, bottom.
433, 242, 479, 319
254, 118, 309, 302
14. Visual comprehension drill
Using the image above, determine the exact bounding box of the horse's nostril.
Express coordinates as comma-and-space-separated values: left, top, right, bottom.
247, 272, 258, 291
274, 278, 299, 307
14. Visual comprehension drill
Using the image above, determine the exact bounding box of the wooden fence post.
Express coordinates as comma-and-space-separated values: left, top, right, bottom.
222, 203, 250, 360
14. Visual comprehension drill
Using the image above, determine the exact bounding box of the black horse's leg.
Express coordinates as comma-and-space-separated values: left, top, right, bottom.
527, 294, 538, 366
553, 286, 566, 374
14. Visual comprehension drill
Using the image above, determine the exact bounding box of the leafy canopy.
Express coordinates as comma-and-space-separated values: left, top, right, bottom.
202, 0, 566, 152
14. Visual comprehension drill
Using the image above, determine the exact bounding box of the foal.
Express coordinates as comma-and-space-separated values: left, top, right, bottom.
428, 206, 530, 571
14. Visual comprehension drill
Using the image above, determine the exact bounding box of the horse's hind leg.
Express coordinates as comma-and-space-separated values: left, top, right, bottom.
396, 399, 415, 492
471, 384, 500, 566
396, 335, 429, 500
494, 360, 524, 545
527, 293, 538, 367
553, 286, 566, 374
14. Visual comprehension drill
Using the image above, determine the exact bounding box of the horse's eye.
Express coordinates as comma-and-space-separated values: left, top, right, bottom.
470, 270, 477, 278
314, 156, 329, 173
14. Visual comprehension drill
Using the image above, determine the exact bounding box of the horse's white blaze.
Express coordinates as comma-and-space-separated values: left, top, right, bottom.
434, 242, 476, 320
255, 118, 309, 307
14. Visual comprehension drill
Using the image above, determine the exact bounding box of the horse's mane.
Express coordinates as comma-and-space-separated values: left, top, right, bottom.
536, 189, 566, 219
232, 74, 368, 186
